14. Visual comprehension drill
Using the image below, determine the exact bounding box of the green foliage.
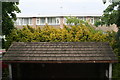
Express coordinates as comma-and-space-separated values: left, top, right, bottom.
94, 3, 120, 78
111, 40, 120, 79
107, 31, 120, 79
65, 16, 90, 27
94, 20, 105, 27
5, 24, 109, 49
2, 2, 120, 79
5, 18, 120, 79
113, 63, 120, 79
94, 2, 120, 27
94, 2, 120, 78
2, 2, 21, 35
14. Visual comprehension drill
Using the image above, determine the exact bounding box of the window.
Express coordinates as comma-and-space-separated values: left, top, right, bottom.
29, 18, 32, 25
78, 17, 83, 21
47, 17, 60, 25
78, 17, 86, 21
23, 18, 32, 25
90, 18, 94, 24
36, 18, 40, 25
83, 17, 87, 21
48, 17, 56, 25
15, 18, 23, 25
56, 18, 60, 24
40, 18, 45, 25
23, 18, 29, 25
15, 18, 32, 25
63, 18, 67, 25
36, 18, 45, 25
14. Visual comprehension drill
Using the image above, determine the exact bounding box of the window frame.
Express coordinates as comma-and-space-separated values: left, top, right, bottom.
16, 18, 32, 25
36, 18, 46, 25
47, 17, 60, 25
36, 18, 40, 25
63, 18, 67, 25
23, 18, 32, 25
90, 17, 94, 24
40, 17, 46, 25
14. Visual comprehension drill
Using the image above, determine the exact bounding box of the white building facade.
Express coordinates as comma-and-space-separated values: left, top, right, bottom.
15, 14, 101, 29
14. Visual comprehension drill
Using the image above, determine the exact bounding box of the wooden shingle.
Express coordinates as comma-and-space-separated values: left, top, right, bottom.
3, 42, 118, 63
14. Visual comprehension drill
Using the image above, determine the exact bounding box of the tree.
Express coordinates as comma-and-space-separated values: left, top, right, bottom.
5, 24, 109, 49
65, 16, 91, 27
2, 2, 21, 36
95, 2, 120, 26
95, 1, 120, 79
95, 1, 120, 60
95, 1, 120, 40
7, 25, 119, 79
5, 15, 119, 79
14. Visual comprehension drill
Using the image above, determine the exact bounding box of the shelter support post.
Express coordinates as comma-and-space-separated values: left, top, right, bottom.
8, 64, 12, 80
109, 63, 112, 80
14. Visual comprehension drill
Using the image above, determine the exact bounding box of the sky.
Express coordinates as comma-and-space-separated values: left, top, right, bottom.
17, 0, 111, 16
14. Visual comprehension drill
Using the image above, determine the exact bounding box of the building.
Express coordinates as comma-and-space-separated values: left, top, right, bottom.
15, 14, 101, 29
3, 42, 118, 80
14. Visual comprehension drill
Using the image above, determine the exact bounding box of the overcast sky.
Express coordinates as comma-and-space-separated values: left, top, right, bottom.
17, 0, 111, 16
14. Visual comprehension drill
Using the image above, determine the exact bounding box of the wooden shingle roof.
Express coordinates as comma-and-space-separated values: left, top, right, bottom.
3, 42, 118, 63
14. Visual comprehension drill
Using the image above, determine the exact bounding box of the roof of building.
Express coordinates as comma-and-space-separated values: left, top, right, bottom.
3, 42, 118, 63
17, 14, 102, 18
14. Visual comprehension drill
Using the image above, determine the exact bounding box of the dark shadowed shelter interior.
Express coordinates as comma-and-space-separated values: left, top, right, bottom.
3, 42, 118, 80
